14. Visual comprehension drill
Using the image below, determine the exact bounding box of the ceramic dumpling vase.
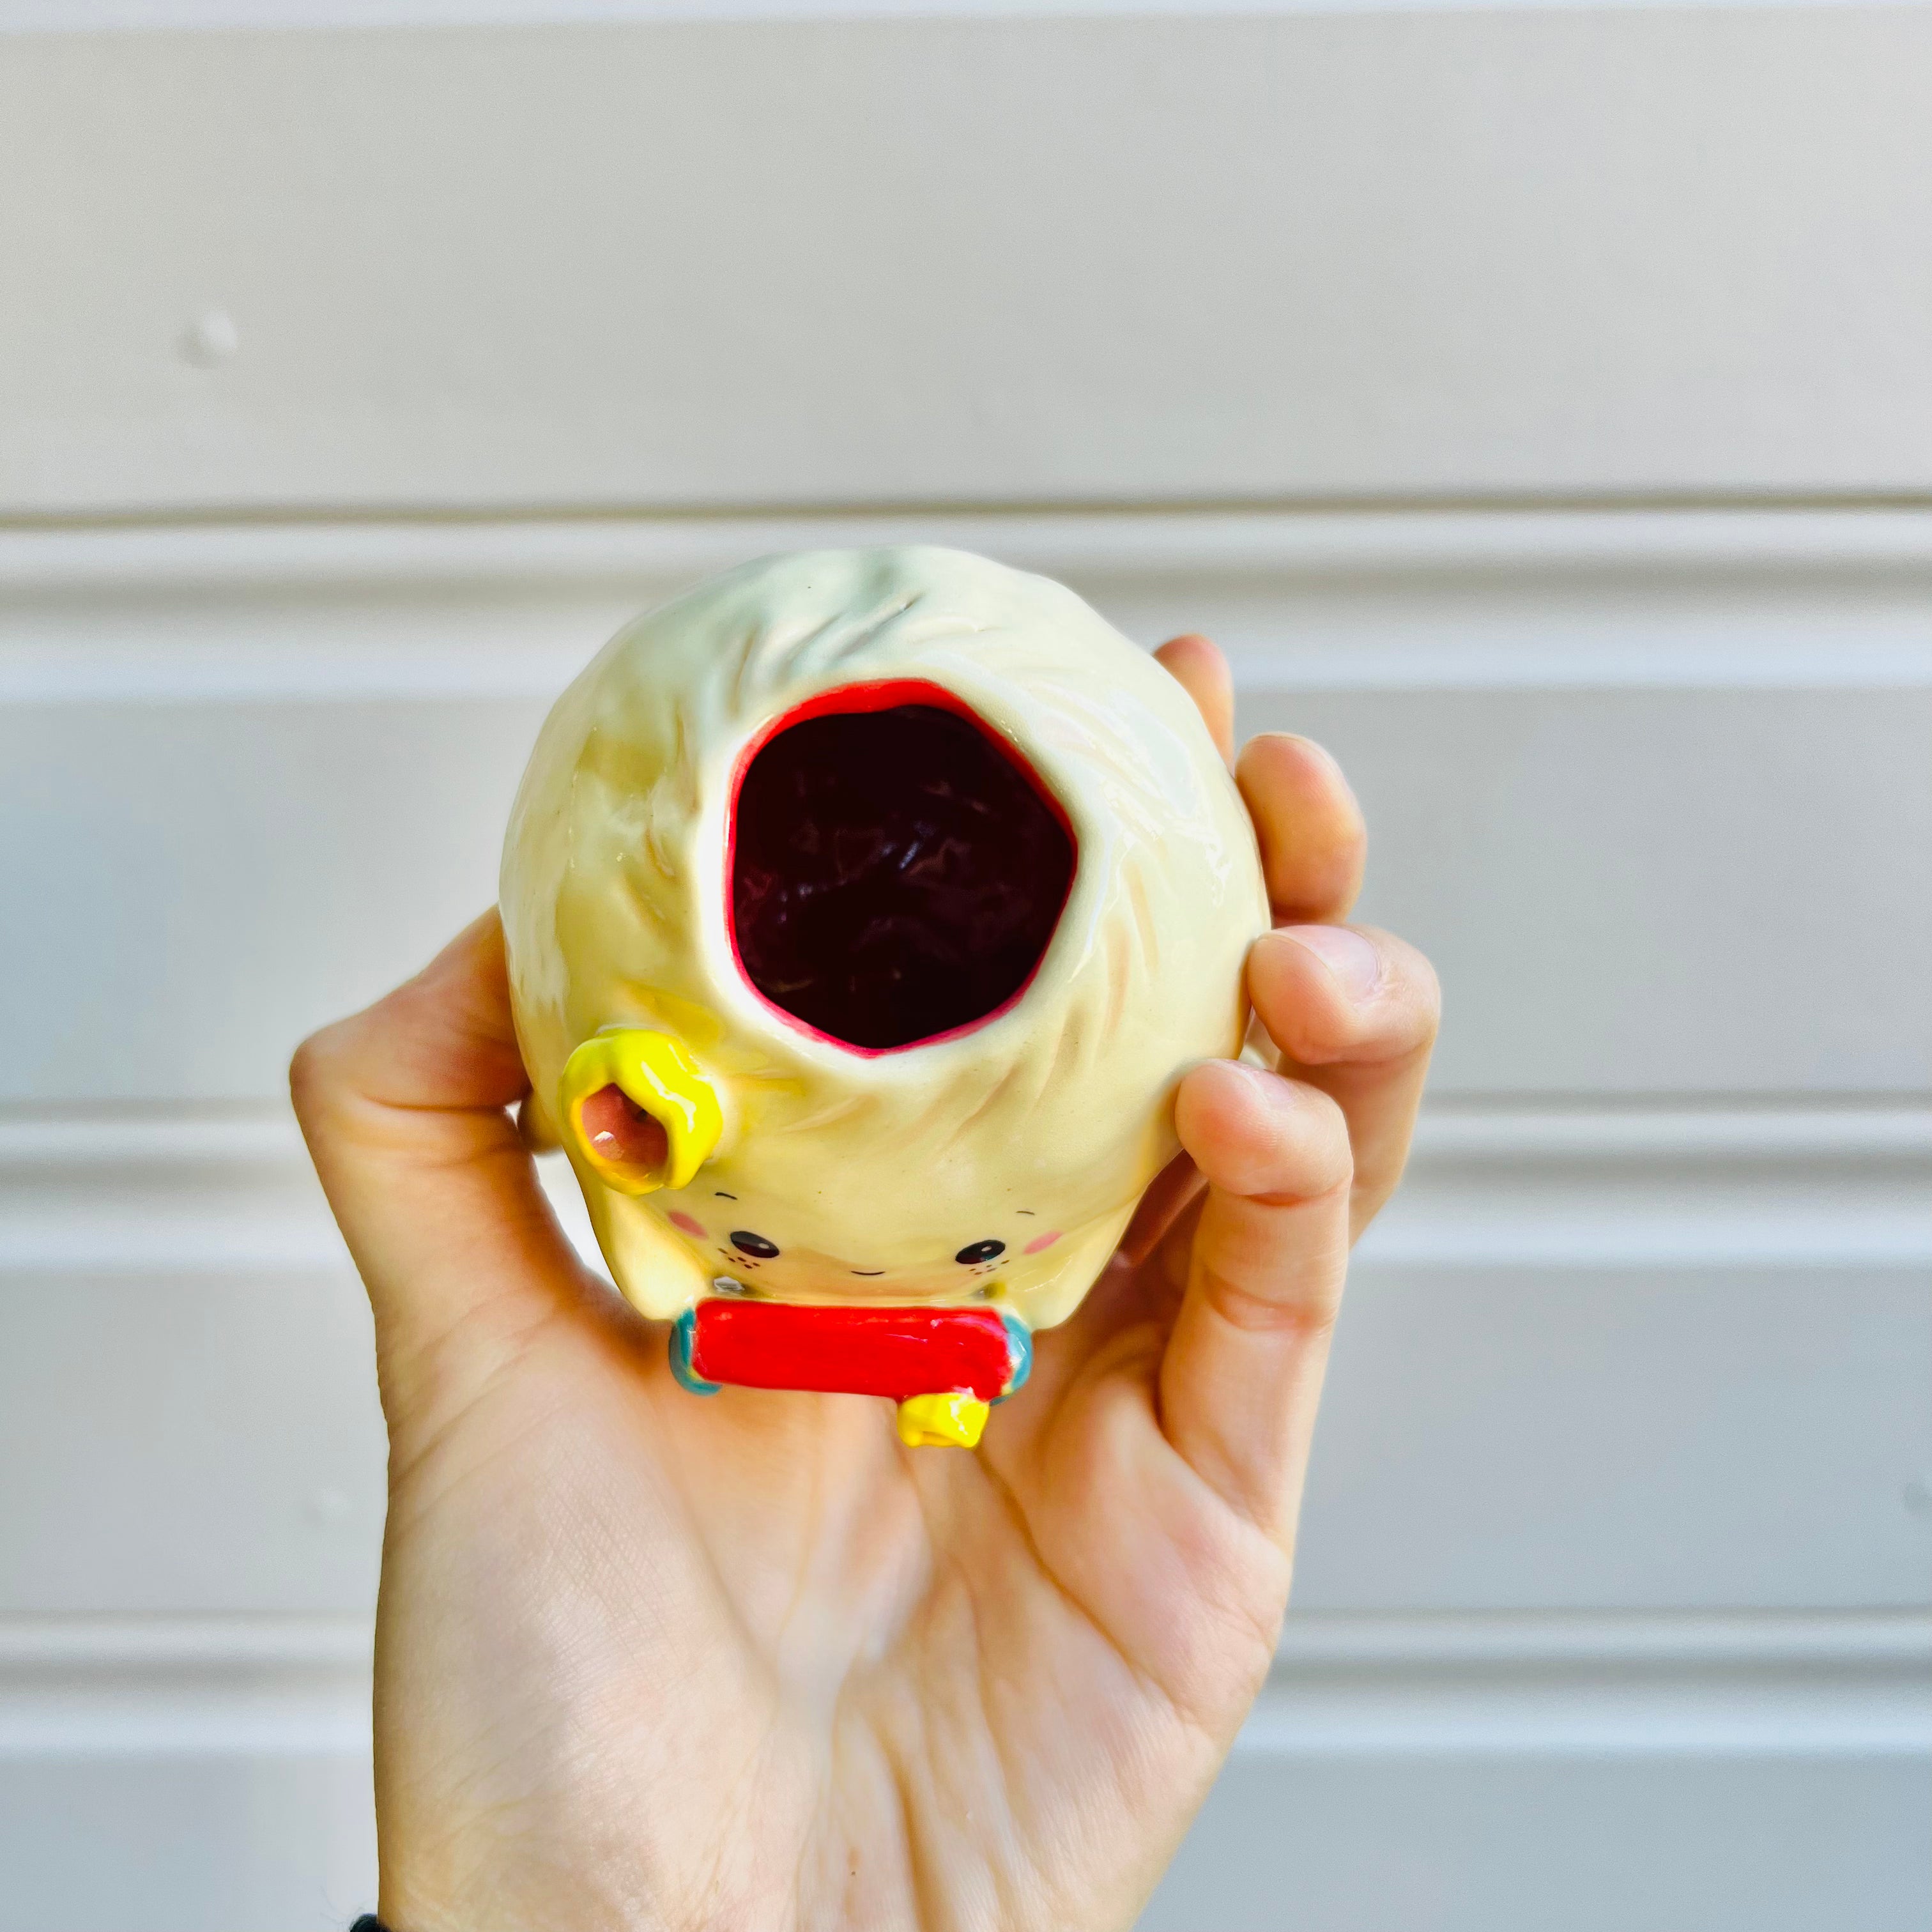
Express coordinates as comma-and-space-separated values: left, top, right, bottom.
500, 546, 1269, 1447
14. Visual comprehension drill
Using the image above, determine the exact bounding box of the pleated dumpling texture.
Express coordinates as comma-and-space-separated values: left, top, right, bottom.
501, 547, 1269, 1330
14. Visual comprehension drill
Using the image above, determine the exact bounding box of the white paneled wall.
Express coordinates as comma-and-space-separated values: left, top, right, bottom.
3, 11, 1929, 1929
4, 511, 1928, 1928
7, 12, 1932, 510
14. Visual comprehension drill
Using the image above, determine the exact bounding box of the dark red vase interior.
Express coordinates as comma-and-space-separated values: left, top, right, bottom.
729, 695, 1075, 1052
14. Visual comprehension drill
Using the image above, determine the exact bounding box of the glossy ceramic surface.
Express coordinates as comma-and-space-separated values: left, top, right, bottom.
500, 546, 1268, 1355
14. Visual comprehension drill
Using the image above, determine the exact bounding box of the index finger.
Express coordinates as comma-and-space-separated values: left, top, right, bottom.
1153, 633, 1236, 762
1237, 732, 1367, 926
1153, 634, 1367, 924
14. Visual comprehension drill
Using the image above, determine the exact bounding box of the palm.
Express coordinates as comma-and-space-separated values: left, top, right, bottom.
296, 638, 1437, 1932
371, 1201, 1271, 1932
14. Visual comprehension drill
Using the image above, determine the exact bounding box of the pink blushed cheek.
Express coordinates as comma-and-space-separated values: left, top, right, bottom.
668, 1212, 706, 1238
1023, 1230, 1062, 1255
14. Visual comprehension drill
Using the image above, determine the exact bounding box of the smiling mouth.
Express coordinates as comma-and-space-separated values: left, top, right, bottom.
850, 1269, 886, 1277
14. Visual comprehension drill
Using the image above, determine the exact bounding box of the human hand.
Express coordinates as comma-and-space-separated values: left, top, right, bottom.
292, 634, 1439, 1932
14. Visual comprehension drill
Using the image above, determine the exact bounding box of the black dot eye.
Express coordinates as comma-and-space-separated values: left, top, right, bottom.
955, 1239, 1005, 1265
730, 1230, 779, 1259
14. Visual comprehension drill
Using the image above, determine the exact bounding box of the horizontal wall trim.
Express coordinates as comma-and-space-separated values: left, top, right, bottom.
1363, 1101, 1932, 1270
1, 1611, 1921, 1759
1252, 1610, 1932, 1759
1405, 1105, 1932, 1163
4, 510, 1932, 698
16, 1, 1908, 33
10, 1607, 1919, 1673
2, 1101, 1924, 1274
13, 508, 1932, 585
1275, 1611, 1932, 1670
0, 1616, 372, 1669
8, 1099, 1925, 1169
0, 1616, 371, 1758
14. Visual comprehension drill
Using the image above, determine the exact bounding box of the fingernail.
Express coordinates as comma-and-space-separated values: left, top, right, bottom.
1282, 924, 1383, 1000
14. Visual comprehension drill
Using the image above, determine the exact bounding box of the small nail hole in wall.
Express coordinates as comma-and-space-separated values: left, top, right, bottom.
180, 308, 240, 367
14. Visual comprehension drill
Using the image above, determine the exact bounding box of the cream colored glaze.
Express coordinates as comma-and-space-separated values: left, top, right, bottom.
500, 546, 1269, 1331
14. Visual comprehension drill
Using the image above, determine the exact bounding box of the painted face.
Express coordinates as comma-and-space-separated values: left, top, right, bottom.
501, 545, 1268, 1337
645, 1202, 1060, 1303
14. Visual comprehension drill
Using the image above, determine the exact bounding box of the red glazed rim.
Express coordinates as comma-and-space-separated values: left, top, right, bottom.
723, 678, 1078, 1057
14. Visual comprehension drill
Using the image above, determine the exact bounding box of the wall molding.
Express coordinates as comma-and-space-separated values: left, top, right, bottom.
4, 509, 1932, 700
1363, 1101, 1932, 1269
0, 1617, 371, 1758
1, 1609, 1921, 1760
1255, 1610, 1932, 1758
1, 1099, 1925, 1276
15, 0, 1878, 31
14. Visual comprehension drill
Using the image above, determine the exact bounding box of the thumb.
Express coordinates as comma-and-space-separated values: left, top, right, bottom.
291, 911, 588, 1409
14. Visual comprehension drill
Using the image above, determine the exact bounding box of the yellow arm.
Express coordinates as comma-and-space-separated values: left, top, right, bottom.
558, 1029, 723, 1195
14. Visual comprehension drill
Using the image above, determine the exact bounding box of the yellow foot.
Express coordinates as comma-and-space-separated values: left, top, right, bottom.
896, 1392, 991, 1449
